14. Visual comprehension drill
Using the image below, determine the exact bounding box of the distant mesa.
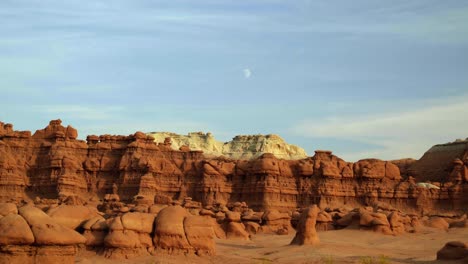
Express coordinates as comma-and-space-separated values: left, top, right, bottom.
146, 131, 307, 160
408, 138, 468, 182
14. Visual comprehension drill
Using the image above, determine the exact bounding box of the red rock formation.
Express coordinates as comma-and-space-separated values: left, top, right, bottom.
0, 205, 86, 264
410, 139, 468, 182
290, 205, 320, 246
436, 241, 468, 260
0, 120, 466, 215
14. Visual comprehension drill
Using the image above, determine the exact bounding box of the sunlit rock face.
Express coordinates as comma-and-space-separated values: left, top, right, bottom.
147, 132, 308, 160
0, 120, 467, 214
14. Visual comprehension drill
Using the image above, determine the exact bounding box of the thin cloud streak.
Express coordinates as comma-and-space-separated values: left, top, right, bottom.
292, 95, 468, 161
32, 105, 125, 121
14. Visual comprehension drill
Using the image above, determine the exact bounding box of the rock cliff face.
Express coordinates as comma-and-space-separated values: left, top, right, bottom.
0, 120, 467, 214
409, 139, 468, 182
147, 132, 307, 160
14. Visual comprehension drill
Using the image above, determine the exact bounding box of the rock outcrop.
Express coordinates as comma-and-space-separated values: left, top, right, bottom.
0, 205, 86, 264
409, 139, 468, 182
1, 120, 467, 262
436, 241, 468, 260
290, 205, 320, 246
0, 120, 467, 215
147, 132, 307, 160
153, 205, 216, 255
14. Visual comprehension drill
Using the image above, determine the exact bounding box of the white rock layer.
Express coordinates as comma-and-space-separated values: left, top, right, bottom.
147, 132, 307, 160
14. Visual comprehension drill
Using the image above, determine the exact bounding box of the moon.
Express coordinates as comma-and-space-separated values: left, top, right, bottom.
243, 68, 251, 79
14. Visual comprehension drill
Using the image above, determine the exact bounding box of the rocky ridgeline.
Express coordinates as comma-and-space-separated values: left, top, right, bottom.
0, 120, 467, 213
408, 138, 468, 183
147, 131, 308, 160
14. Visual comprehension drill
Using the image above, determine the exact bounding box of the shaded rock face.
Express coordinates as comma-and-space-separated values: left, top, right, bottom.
147, 132, 308, 160
436, 241, 468, 260
290, 205, 320, 246
0, 120, 467, 213
407, 139, 468, 211
410, 139, 468, 182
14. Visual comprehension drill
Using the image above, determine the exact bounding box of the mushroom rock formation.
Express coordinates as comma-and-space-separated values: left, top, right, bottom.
261, 209, 293, 235
224, 211, 250, 240
154, 205, 219, 255
0, 205, 86, 264
0, 203, 18, 216
18, 205, 86, 245
103, 212, 156, 258
244, 221, 261, 235
103, 216, 142, 258
82, 216, 108, 247
436, 241, 468, 260
335, 212, 359, 228
290, 205, 320, 246
316, 211, 333, 231
183, 215, 216, 256
46, 205, 100, 230
370, 213, 393, 235
388, 212, 405, 235
0, 214, 35, 245
425, 217, 450, 231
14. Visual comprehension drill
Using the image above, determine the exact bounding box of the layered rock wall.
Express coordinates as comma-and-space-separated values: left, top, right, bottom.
1, 120, 467, 214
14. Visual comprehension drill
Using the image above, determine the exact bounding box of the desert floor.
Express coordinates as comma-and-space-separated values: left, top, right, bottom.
76, 227, 468, 264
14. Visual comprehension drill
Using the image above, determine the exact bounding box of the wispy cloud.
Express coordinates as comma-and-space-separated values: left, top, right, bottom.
390, 7, 468, 44
32, 105, 125, 121
291, 95, 468, 161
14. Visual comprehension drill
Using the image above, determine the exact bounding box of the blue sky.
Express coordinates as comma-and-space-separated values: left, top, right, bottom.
1, 0, 468, 161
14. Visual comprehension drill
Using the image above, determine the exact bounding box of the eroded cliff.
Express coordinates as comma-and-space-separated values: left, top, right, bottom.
147, 132, 307, 160
0, 120, 467, 214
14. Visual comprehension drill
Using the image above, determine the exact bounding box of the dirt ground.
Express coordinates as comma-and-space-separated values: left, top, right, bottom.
76, 227, 468, 264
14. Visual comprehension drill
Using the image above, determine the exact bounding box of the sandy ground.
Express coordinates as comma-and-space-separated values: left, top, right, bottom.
76, 228, 468, 264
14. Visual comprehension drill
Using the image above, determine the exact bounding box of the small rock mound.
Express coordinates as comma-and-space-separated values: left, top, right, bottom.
436, 241, 468, 260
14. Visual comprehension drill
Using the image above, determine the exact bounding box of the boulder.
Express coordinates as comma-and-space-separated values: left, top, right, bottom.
226, 222, 250, 240
82, 216, 108, 247
427, 217, 449, 231
436, 241, 468, 260
153, 205, 192, 251
261, 209, 293, 234
0, 203, 18, 216
183, 215, 216, 255
47, 205, 100, 230
121, 212, 155, 234
388, 212, 405, 235
18, 205, 86, 245
244, 221, 261, 235
0, 214, 34, 245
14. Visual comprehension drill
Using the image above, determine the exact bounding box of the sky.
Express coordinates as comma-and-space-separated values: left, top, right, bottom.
1, 0, 468, 161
